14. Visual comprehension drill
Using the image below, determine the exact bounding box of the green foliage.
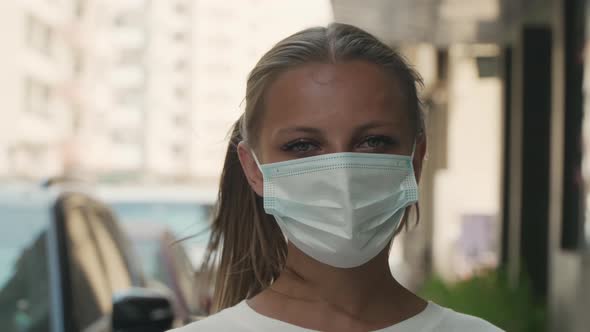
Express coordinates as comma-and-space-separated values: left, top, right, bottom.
418, 269, 546, 332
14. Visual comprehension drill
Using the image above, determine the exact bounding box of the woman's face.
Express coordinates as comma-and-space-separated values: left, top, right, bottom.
238, 60, 424, 196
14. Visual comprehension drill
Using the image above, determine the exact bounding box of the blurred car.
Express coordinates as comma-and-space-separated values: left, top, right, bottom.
0, 183, 175, 332
123, 222, 208, 321
98, 185, 216, 316
98, 185, 216, 271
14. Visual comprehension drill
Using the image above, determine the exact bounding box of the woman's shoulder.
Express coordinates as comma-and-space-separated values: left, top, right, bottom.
169, 300, 504, 332
168, 302, 248, 332
431, 303, 504, 332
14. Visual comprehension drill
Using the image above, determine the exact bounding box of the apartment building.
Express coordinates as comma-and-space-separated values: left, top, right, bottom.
64, 0, 190, 180
0, 0, 82, 179
0, 0, 333, 186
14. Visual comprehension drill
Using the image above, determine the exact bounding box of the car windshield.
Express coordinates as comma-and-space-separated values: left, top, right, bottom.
110, 202, 211, 244
0, 204, 51, 332
132, 239, 165, 283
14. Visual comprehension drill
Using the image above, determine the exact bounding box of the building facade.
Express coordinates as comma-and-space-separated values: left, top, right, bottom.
73, 0, 195, 180
0, 0, 333, 187
0, 0, 83, 179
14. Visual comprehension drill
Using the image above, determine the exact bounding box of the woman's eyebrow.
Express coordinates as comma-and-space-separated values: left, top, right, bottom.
275, 126, 324, 136
353, 120, 396, 135
272, 121, 396, 139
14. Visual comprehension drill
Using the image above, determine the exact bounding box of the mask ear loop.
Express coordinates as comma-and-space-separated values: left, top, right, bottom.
241, 141, 263, 168
250, 148, 263, 170
408, 139, 420, 232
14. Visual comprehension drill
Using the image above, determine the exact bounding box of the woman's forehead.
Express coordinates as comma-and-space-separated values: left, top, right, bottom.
268, 61, 397, 94
262, 61, 409, 131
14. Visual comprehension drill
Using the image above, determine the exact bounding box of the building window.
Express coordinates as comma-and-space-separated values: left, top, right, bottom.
174, 87, 186, 99
175, 2, 188, 14
118, 50, 143, 66
207, 34, 232, 48
117, 89, 144, 107
47, 0, 62, 6
73, 53, 84, 75
110, 128, 140, 145
205, 63, 231, 75
111, 130, 125, 144
113, 15, 125, 27
75, 0, 85, 18
26, 15, 53, 56
71, 106, 81, 131
173, 113, 187, 127
171, 144, 185, 158
24, 77, 51, 117
113, 12, 143, 28
173, 32, 186, 42
175, 60, 187, 72
476, 56, 500, 78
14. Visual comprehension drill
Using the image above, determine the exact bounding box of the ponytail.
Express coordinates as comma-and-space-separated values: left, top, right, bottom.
202, 117, 287, 313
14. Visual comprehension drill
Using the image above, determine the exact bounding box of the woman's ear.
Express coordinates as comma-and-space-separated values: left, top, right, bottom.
412, 135, 427, 184
237, 142, 264, 196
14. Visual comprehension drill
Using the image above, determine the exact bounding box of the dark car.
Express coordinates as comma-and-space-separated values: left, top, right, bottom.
123, 223, 208, 322
0, 184, 175, 332
99, 185, 216, 315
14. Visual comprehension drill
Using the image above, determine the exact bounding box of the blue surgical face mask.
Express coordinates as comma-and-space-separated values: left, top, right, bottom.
252, 148, 419, 268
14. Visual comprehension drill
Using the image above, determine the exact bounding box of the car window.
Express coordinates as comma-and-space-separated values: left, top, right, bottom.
64, 196, 142, 332
111, 202, 211, 242
86, 205, 133, 293
132, 239, 166, 283
63, 202, 111, 331
0, 205, 51, 332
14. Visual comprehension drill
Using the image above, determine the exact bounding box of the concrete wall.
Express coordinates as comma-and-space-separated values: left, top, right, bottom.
548, 1, 590, 331
432, 45, 503, 280
501, 0, 590, 330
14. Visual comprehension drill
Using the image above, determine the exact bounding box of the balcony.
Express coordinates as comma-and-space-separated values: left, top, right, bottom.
111, 27, 147, 50
331, 0, 518, 45
109, 66, 145, 88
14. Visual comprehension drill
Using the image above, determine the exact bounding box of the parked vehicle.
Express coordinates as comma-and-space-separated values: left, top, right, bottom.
99, 185, 216, 316
0, 183, 174, 332
123, 223, 208, 321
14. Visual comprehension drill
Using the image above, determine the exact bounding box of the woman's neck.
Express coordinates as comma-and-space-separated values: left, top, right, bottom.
268, 243, 423, 319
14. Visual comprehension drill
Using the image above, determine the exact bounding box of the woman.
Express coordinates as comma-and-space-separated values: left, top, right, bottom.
174, 23, 502, 331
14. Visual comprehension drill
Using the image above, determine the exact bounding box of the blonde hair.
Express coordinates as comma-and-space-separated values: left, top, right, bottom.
202, 22, 425, 313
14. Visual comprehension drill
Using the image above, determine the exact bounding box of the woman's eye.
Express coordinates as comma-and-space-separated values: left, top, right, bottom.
282, 140, 319, 153
357, 136, 395, 150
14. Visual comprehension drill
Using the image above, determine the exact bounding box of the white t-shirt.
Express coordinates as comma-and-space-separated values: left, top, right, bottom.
171, 300, 503, 332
